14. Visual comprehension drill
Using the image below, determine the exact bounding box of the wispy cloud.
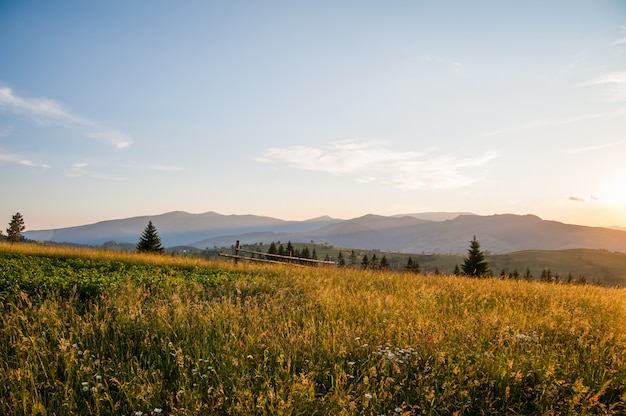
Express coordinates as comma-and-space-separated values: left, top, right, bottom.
585, 71, 626, 101
256, 140, 498, 190
0, 150, 50, 169
422, 55, 464, 75
0, 86, 133, 149
66, 162, 126, 180
563, 140, 624, 154
485, 107, 626, 137
569, 195, 598, 203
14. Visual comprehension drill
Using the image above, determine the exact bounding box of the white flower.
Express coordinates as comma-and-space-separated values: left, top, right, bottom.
153, 408, 163, 414
365, 393, 372, 399
134, 412, 143, 416
394, 407, 403, 413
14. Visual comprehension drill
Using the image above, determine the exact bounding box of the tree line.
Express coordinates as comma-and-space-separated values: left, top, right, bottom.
2, 216, 595, 285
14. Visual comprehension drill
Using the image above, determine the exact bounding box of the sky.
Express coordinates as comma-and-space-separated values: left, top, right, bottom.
1, 1, 626, 231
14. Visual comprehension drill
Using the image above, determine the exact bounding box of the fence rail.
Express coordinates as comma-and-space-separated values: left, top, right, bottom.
218, 240, 336, 266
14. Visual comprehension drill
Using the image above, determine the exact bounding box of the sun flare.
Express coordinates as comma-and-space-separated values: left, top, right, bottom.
600, 175, 626, 205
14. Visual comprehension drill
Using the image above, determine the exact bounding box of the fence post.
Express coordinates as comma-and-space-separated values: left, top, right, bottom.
235, 240, 240, 265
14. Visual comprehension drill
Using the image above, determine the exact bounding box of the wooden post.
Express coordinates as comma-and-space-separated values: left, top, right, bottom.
234, 240, 240, 265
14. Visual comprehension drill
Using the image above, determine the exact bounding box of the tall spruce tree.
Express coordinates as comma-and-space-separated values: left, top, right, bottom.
337, 251, 346, 267
461, 236, 491, 277
380, 255, 389, 270
361, 254, 370, 269
349, 250, 357, 267
6, 212, 25, 242
267, 242, 278, 260
136, 221, 164, 253
405, 256, 420, 273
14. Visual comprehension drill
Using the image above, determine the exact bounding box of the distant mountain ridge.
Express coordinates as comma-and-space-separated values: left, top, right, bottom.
25, 211, 626, 255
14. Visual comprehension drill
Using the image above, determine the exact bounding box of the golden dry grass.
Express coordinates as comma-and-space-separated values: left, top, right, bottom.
0, 243, 625, 414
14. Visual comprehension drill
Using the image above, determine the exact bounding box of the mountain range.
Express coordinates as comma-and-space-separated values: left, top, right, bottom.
24, 211, 626, 255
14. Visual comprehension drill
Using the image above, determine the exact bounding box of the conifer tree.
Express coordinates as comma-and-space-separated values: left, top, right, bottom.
405, 256, 421, 273
461, 236, 491, 277
361, 254, 370, 269
267, 241, 278, 260
349, 250, 357, 267
6, 212, 25, 242
453, 264, 460, 275
370, 253, 379, 270
380, 255, 389, 270
136, 221, 164, 253
337, 251, 346, 267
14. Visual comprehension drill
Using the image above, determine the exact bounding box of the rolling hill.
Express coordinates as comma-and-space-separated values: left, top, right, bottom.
25, 211, 626, 255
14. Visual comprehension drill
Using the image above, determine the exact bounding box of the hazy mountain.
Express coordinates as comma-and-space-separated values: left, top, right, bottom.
25, 211, 626, 255
25, 211, 341, 246
393, 212, 475, 221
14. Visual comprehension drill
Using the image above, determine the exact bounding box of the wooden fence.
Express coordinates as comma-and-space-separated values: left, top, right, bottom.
219, 240, 336, 267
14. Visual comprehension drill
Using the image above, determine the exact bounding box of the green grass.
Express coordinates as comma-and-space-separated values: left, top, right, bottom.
1, 243, 626, 415
241, 242, 626, 286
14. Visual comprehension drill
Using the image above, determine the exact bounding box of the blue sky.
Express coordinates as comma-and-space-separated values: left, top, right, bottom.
1, 1, 626, 230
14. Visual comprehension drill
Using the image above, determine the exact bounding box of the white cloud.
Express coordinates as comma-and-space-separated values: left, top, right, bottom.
563, 140, 624, 154
613, 37, 626, 45
0, 86, 133, 149
0, 150, 50, 169
0, 87, 69, 119
588, 71, 626, 85
256, 140, 498, 190
87, 130, 133, 150
586, 71, 626, 101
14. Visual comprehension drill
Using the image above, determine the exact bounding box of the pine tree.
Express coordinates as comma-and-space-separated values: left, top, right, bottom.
6, 212, 25, 242
370, 254, 379, 270
349, 250, 357, 267
380, 255, 389, 270
453, 264, 460, 275
136, 221, 164, 253
405, 256, 421, 274
361, 254, 370, 269
267, 241, 278, 260
524, 267, 533, 281
337, 251, 346, 267
461, 236, 491, 277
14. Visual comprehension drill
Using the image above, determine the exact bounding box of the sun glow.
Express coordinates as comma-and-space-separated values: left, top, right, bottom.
599, 174, 626, 206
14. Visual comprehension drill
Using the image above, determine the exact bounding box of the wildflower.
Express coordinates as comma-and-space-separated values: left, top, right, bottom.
134, 412, 144, 416
153, 408, 162, 414
95, 375, 102, 380
394, 407, 403, 413
347, 361, 355, 366
365, 393, 372, 399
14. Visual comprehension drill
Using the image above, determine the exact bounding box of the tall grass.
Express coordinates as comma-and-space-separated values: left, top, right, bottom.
0, 244, 625, 414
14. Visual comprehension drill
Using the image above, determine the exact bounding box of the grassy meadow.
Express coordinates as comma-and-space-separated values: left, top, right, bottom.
1, 242, 626, 415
